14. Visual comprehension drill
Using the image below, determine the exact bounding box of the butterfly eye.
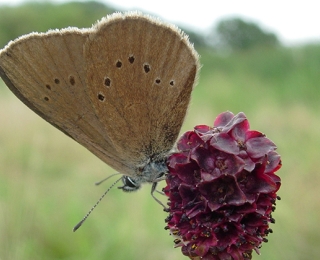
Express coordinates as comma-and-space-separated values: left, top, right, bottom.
118, 176, 141, 192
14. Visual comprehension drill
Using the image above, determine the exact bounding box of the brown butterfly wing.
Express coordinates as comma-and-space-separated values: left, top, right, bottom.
0, 28, 133, 174
0, 13, 199, 177
84, 13, 199, 166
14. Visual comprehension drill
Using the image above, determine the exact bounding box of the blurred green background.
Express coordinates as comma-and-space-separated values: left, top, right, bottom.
0, 1, 319, 260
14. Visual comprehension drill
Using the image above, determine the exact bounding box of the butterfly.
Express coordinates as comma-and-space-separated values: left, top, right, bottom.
0, 12, 199, 224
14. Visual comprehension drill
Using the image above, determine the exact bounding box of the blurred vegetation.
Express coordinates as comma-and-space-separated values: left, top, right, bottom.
0, 2, 279, 51
0, 1, 210, 50
208, 17, 279, 51
0, 1, 116, 48
1, 1, 320, 260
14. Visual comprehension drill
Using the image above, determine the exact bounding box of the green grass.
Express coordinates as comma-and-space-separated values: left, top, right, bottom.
1, 41, 320, 260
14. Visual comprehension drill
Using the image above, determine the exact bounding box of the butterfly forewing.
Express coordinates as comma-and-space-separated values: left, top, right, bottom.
0, 12, 199, 178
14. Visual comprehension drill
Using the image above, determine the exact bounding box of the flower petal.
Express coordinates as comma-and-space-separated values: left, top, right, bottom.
177, 131, 204, 151
213, 111, 234, 128
198, 176, 247, 211
246, 137, 277, 158
221, 112, 247, 133
210, 133, 239, 155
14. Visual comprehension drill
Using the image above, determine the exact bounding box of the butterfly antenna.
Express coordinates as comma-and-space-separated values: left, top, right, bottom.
73, 176, 122, 232
95, 173, 121, 186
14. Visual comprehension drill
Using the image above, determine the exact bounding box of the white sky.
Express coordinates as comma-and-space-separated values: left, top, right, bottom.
0, 0, 319, 45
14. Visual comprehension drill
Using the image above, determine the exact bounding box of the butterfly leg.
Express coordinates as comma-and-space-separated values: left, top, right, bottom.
151, 182, 168, 210
155, 189, 165, 195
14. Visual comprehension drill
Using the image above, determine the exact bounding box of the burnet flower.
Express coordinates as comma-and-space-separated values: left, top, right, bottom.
164, 111, 281, 260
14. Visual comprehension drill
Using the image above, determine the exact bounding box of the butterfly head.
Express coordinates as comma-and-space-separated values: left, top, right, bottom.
118, 156, 168, 192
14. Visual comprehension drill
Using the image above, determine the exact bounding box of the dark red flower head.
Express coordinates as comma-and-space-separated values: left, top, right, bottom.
164, 111, 281, 260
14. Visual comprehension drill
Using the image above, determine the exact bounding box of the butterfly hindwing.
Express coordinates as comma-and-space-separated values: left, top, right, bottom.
85, 13, 199, 164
